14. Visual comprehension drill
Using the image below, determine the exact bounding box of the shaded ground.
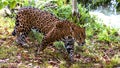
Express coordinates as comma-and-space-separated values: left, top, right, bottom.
0, 17, 120, 68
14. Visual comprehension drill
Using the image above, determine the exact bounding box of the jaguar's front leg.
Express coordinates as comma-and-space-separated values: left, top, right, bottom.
63, 36, 75, 62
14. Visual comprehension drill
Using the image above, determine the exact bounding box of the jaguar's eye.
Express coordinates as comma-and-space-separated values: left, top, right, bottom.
80, 37, 81, 40
78, 35, 81, 39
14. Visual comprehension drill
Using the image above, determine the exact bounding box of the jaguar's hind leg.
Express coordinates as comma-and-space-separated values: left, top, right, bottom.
36, 27, 62, 54
16, 33, 29, 47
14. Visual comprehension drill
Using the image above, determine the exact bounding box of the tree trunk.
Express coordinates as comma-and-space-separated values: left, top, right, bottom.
72, 0, 80, 24
72, 0, 78, 15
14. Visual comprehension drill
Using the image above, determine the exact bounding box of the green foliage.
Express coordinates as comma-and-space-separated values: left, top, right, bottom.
0, 0, 36, 10
111, 54, 120, 65
24, 0, 35, 7
85, 13, 119, 42
0, 0, 19, 9
42, 2, 90, 25
98, 30, 110, 42
59, 61, 66, 68
54, 41, 65, 50
0, 45, 18, 59
23, 0, 29, 7
30, 29, 44, 44
97, 27, 118, 42
43, 4, 72, 21
56, 0, 65, 6
78, 4, 90, 23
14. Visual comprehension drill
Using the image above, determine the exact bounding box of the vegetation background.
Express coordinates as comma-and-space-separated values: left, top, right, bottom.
0, 0, 120, 68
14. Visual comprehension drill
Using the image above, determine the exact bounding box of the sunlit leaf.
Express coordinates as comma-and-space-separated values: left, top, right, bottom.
0, 2, 4, 9
3, 1, 8, 6
9, 1, 16, 9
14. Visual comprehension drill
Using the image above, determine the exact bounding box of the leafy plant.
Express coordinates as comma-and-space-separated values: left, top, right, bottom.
30, 29, 44, 44
0, 0, 18, 9
111, 54, 120, 65
54, 41, 65, 50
